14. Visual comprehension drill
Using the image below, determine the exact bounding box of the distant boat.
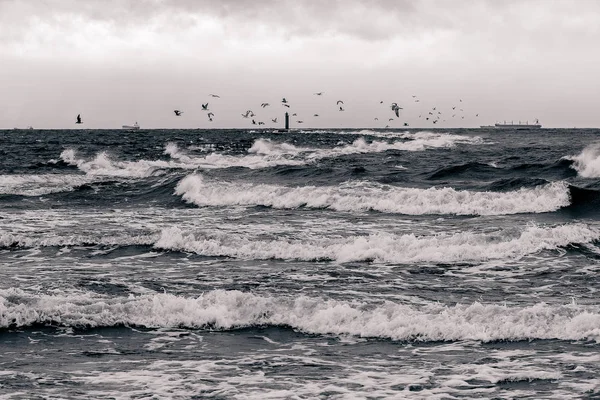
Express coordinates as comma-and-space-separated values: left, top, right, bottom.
122, 122, 140, 131
482, 119, 542, 130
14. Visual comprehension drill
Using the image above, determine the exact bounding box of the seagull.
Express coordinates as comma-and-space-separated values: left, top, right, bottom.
207, 112, 214, 121
297, 120, 304, 123
252, 119, 256, 125
404, 122, 409, 126
292, 113, 297, 116
261, 103, 270, 108
174, 110, 183, 116
339, 106, 345, 111
201, 103, 209, 111
314, 92, 324, 96
283, 104, 290, 108
389, 118, 394, 121
258, 121, 265, 125
337, 100, 344, 105
313, 114, 319, 117
433, 120, 438, 124
282, 98, 288, 103
374, 118, 379, 121
209, 94, 220, 98
415, 100, 420, 102
476, 114, 479, 117
271, 118, 278, 123
391, 103, 402, 117
242, 110, 254, 118
75, 114, 82, 124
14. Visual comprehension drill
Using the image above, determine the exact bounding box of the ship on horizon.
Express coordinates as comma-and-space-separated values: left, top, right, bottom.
481, 119, 542, 129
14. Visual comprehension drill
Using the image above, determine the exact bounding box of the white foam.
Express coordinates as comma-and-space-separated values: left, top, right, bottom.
3, 288, 600, 343
0, 231, 157, 248
567, 143, 600, 178
153, 223, 599, 264
175, 174, 571, 216
165, 141, 307, 169
0, 174, 92, 196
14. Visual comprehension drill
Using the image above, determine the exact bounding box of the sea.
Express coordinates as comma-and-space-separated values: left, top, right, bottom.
1, 127, 600, 399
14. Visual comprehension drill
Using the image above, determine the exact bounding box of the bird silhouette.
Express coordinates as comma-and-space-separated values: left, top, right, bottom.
337, 100, 344, 105
207, 112, 214, 121
261, 103, 270, 108
201, 103, 209, 111
271, 118, 278, 123
209, 94, 220, 98
75, 114, 82, 124
174, 110, 183, 116
314, 92, 323, 96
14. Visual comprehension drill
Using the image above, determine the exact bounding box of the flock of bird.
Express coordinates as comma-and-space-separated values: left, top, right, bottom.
74, 92, 478, 127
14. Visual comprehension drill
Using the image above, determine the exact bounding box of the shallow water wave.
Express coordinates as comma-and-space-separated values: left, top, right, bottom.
2, 288, 600, 342
154, 223, 599, 263
0, 174, 93, 196
567, 143, 600, 178
175, 174, 571, 215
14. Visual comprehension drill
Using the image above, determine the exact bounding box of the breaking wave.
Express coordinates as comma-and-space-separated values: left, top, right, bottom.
2, 223, 597, 264
567, 143, 600, 178
175, 174, 571, 216
2, 288, 600, 342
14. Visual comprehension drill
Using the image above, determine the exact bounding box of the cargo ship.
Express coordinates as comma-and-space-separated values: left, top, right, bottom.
481, 119, 542, 130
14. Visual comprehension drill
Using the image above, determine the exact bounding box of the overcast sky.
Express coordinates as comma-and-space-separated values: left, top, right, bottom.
1, 0, 599, 129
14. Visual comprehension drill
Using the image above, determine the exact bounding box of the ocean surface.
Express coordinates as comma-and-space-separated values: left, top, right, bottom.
1, 127, 600, 399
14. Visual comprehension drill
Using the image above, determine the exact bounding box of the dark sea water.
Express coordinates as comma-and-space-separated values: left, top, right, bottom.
1, 127, 600, 399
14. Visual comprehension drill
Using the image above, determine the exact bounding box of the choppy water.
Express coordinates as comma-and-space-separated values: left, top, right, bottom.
2, 127, 600, 399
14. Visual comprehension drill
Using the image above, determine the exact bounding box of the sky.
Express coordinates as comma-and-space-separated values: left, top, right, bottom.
1, 0, 599, 129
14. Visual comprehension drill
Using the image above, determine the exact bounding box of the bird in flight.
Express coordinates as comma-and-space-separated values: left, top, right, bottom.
76, 114, 82, 124
261, 103, 270, 108
391, 103, 402, 117
271, 118, 278, 123
282, 98, 288, 103
201, 103, 209, 111
337, 100, 344, 105
339, 106, 345, 111
174, 110, 183, 116
283, 104, 290, 108
403, 122, 409, 126
207, 112, 214, 121
314, 92, 323, 96
209, 94, 220, 98
313, 114, 319, 117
